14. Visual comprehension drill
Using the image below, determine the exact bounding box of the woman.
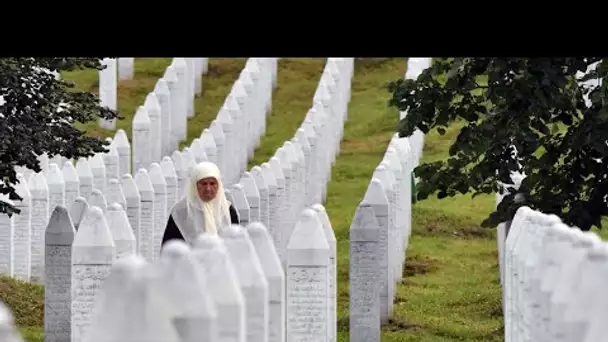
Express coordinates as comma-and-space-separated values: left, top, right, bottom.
161, 161, 239, 247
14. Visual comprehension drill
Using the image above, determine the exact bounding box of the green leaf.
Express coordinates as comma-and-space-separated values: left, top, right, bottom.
387, 57, 608, 231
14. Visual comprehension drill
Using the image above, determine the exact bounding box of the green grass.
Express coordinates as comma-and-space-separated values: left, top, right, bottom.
248, 58, 503, 341
62, 58, 246, 144
1, 58, 504, 342
322, 59, 503, 342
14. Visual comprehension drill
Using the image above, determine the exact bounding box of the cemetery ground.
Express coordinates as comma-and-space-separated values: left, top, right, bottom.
3, 58, 503, 341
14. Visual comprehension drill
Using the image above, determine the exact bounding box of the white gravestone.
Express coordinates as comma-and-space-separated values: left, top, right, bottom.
312, 204, 337, 342
105, 203, 136, 259
192, 234, 246, 342
0, 197, 14, 276
251, 166, 269, 229
268, 158, 286, 264
200, 129, 217, 165
231, 184, 250, 226
47, 163, 66, 217
286, 209, 331, 342
105, 178, 126, 211
240, 172, 260, 224
69, 197, 88, 231
103, 144, 119, 186
45, 205, 76, 342
135, 169, 155, 261
71, 206, 116, 342
363, 179, 392, 323
160, 157, 178, 211
145, 92, 162, 163
88, 189, 107, 213
132, 106, 151, 173
157, 241, 218, 342
121, 174, 141, 253
113, 129, 131, 177
260, 163, 278, 239
28, 172, 49, 283
172, 58, 188, 140
181, 148, 197, 176
84, 254, 145, 341
73, 163, 90, 203
189, 138, 206, 163
171, 151, 187, 199
62, 161, 80, 208
208, 121, 225, 179
154, 78, 172, 158
273, 154, 292, 260
149, 163, 168, 259
221, 224, 269, 342
247, 222, 285, 342
13, 173, 31, 281
184, 58, 196, 118
84, 254, 180, 342
163, 66, 180, 151
349, 204, 381, 342
99, 58, 117, 129
373, 165, 399, 283
89, 154, 107, 194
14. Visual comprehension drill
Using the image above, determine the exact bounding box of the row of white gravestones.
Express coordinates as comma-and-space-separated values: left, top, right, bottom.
2, 58, 279, 280
399, 57, 431, 167
229, 57, 353, 263
502, 205, 608, 342
202, 57, 352, 342
348, 131, 422, 342
214, 58, 278, 185
99, 57, 210, 131
1, 200, 339, 342
1, 128, 252, 284
132, 57, 278, 185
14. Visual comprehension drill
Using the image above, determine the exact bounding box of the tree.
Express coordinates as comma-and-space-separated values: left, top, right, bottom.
387, 58, 608, 231
0, 58, 119, 216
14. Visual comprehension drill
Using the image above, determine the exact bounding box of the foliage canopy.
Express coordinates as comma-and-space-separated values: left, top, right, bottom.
388, 58, 608, 231
0, 58, 119, 216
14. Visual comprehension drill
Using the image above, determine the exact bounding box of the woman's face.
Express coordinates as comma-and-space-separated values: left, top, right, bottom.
197, 177, 219, 202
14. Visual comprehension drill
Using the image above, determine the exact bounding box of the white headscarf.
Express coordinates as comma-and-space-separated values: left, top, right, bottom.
171, 162, 232, 245
186, 162, 232, 236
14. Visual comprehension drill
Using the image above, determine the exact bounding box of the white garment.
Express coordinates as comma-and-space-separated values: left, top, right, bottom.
170, 162, 232, 245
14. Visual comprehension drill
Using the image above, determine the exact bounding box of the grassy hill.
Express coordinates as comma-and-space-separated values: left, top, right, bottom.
2, 58, 505, 342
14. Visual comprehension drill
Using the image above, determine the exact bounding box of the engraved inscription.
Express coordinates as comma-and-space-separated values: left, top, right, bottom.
71, 265, 111, 342
30, 198, 48, 282
126, 205, 140, 251
0, 217, 12, 275
45, 246, 72, 341
13, 204, 31, 281
350, 242, 380, 335
139, 200, 154, 260
287, 267, 328, 342
153, 193, 166, 258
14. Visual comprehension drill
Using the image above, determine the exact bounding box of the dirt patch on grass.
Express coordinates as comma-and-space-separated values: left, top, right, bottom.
206, 64, 223, 77
488, 303, 503, 318
422, 223, 494, 239
452, 226, 494, 239
383, 318, 422, 332
403, 254, 439, 277
337, 316, 349, 331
